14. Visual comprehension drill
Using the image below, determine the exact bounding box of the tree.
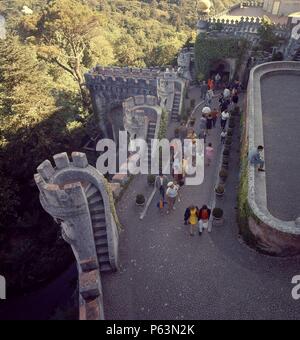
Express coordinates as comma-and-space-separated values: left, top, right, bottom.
258, 21, 280, 52
29, 0, 100, 108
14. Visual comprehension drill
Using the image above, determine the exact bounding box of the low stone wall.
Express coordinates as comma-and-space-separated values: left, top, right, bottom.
246, 61, 300, 256
79, 258, 104, 320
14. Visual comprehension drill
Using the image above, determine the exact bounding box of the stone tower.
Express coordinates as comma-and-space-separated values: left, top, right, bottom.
34, 152, 120, 320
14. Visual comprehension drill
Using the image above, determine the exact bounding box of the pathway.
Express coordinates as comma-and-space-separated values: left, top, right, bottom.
101, 87, 300, 320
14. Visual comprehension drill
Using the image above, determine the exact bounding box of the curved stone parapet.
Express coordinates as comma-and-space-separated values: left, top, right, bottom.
34, 152, 122, 319
247, 61, 300, 256
35, 152, 120, 271
123, 95, 162, 140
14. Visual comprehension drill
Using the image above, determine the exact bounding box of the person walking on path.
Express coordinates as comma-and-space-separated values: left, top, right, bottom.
200, 81, 208, 100
188, 206, 199, 236
219, 93, 230, 112
221, 110, 230, 129
206, 114, 213, 135
198, 205, 212, 235
223, 87, 231, 99
232, 92, 239, 107
184, 207, 191, 225
205, 143, 214, 166
179, 122, 188, 143
199, 114, 207, 143
205, 89, 214, 107
220, 129, 227, 144
155, 174, 169, 200
215, 73, 221, 89
166, 182, 179, 214
208, 78, 214, 91
211, 108, 219, 128
249, 145, 265, 172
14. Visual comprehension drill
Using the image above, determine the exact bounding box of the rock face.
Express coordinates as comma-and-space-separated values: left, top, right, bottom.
34, 152, 121, 319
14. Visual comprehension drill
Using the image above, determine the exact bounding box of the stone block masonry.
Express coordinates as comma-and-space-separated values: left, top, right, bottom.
85, 66, 184, 139
246, 61, 300, 256
35, 152, 121, 319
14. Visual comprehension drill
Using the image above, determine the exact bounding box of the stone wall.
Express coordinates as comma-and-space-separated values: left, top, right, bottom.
35, 152, 121, 319
203, 16, 291, 41
246, 61, 300, 256
85, 66, 179, 139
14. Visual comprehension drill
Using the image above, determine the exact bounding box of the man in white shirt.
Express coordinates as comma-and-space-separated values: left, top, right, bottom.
166, 182, 179, 214
221, 110, 230, 129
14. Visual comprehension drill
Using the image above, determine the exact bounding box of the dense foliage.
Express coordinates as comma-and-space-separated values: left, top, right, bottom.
0, 0, 241, 292
194, 34, 248, 79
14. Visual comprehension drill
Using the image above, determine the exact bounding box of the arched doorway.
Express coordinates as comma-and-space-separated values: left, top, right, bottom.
210, 59, 231, 85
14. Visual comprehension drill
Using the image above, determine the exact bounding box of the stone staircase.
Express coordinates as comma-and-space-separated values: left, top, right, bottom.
147, 121, 156, 166
171, 92, 181, 122
293, 48, 300, 61
85, 183, 112, 272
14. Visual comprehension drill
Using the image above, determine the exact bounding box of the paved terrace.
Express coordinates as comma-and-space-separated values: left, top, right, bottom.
261, 73, 300, 221
225, 6, 289, 24
101, 88, 300, 320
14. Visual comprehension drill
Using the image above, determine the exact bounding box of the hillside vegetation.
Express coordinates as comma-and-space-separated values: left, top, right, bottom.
0, 0, 241, 292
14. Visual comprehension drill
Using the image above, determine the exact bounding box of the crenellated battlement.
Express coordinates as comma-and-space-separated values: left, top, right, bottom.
88, 65, 162, 80
123, 95, 159, 111
197, 15, 291, 41
34, 152, 121, 320
85, 65, 181, 138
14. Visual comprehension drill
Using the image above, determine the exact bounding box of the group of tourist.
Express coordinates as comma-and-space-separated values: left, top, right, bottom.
153, 77, 246, 234
155, 174, 212, 235
155, 175, 181, 215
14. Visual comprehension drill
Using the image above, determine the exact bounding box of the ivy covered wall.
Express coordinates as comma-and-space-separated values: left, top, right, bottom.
194, 34, 249, 80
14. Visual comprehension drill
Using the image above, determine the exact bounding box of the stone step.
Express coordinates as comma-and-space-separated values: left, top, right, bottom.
88, 194, 103, 205
85, 184, 98, 198
94, 230, 107, 239
97, 246, 109, 255
95, 238, 108, 247
93, 222, 106, 232
100, 263, 113, 272
89, 206, 105, 215
92, 214, 106, 223
98, 254, 110, 264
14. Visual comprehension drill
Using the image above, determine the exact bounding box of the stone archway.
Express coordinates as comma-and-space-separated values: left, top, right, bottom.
210, 59, 236, 84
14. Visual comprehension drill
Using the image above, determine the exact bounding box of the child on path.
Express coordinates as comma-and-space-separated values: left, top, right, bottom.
205, 143, 214, 166
198, 205, 212, 235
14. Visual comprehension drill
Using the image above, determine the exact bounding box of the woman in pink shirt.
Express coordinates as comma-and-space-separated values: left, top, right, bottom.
205, 143, 214, 166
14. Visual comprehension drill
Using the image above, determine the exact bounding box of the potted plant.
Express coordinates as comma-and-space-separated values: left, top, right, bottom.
147, 174, 156, 187
223, 149, 230, 161
136, 194, 146, 207
228, 120, 235, 129
225, 136, 233, 147
227, 130, 233, 138
233, 106, 240, 116
212, 208, 224, 220
215, 185, 225, 198
219, 168, 228, 184
222, 158, 229, 169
